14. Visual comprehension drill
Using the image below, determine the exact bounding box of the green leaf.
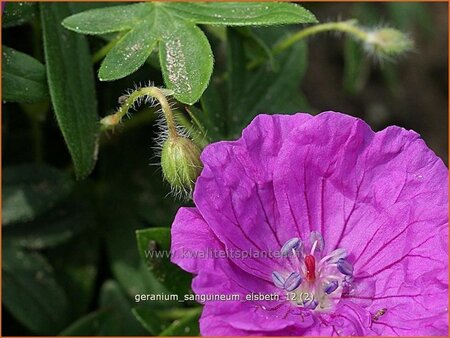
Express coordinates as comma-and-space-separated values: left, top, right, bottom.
99, 183, 168, 298
226, 27, 247, 129
132, 307, 202, 336
2, 2, 37, 28
237, 27, 276, 70
47, 231, 99, 317
132, 307, 167, 335
62, 2, 317, 104
162, 2, 317, 26
61, 3, 149, 35
97, 127, 182, 297
98, 280, 148, 336
199, 78, 227, 141
107, 217, 166, 300
2, 46, 48, 103
60, 280, 146, 336
2, 243, 70, 334
41, 3, 99, 179
228, 26, 311, 136
2, 163, 73, 226
3, 201, 91, 249
136, 227, 192, 296
159, 308, 201, 336
158, 18, 213, 104
59, 310, 111, 336
98, 21, 158, 81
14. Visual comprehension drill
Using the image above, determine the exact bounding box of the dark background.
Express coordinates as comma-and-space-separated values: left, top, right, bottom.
2, 1, 448, 336
303, 2, 448, 162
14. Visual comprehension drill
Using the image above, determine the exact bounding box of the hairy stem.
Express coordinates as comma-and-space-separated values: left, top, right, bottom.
248, 20, 365, 69
100, 87, 177, 138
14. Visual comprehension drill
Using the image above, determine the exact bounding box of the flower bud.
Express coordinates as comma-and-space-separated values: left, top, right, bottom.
100, 113, 120, 130
161, 136, 203, 195
365, 28, 413, 59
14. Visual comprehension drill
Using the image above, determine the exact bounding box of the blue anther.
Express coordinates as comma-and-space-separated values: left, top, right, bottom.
326, 248, 347, 264
281, 237, 302, 256
285, 272, 302, 291
271, 271, 285, 289
310, 231, 324, 252
324, 280, 339, 294
337, 258, 354, 276
304, 298, 318, 310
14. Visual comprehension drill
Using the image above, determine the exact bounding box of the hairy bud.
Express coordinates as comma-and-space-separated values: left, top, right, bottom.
161, 136, 203, 196
364, 28, 413, 59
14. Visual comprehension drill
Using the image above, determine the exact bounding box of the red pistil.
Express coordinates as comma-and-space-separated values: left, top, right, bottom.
305, 255, 316, 282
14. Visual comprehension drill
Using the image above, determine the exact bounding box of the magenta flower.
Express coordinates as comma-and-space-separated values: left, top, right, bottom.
170, 112, 448, 336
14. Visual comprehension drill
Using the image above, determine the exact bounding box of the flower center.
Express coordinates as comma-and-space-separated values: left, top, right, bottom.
271, 232, 354, 312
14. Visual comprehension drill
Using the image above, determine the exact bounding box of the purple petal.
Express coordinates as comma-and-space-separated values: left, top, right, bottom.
170, 207, 222, 274
194, 114, 313, 280
171, 111, 448, 335
274, 111, 448, 333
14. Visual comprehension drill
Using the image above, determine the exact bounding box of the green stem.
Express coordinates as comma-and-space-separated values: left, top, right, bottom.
175, 110, 209, 149
247, 20, 366, 69
100, 87, 177, 138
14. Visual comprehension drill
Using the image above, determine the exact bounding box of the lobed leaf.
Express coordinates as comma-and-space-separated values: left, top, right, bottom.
62, 2, 317, 104
168, 1, 317, 26
61, 3, 151, 35
98, 21, 158, 81
158, 18, 213, 104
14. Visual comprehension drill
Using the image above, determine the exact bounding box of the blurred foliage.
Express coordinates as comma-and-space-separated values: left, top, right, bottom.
2, 1, 447, 336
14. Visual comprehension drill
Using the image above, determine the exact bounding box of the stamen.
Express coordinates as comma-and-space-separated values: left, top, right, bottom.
319, 248, 347, 266
304, 298, 318, 310
274, 231, 354, 313
310, 231, 324, 252
284, 271, 302, 291
285, 272, 302, 291
304, 255, 316, 282
337, 258, 354, 276
281, 237, 301, 256
271, 271, 285, 289
324, 280, 339, 294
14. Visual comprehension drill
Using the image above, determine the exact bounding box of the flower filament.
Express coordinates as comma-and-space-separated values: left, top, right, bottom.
271, 233, 354, 312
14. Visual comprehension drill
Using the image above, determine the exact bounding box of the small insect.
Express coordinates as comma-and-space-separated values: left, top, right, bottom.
372, 308, 387, 322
